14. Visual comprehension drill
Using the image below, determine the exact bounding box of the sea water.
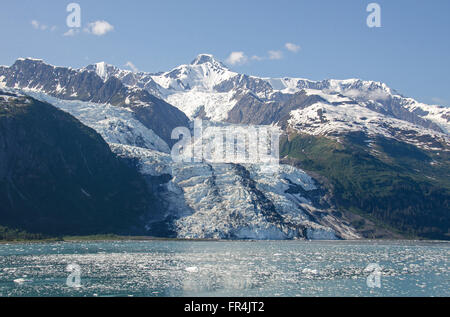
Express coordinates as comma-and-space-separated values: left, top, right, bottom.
0, 240, 448, 297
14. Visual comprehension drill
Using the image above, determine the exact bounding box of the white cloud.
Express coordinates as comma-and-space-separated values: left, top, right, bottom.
31, 20, 50, 30
226, 51, 248, 65
85, 20, 114, 36
31, 20, 40, 29
268, 50, 283, 60
63, 28, 79, 37
31, 20, 57, 32
251, 55, 264, 61
226, 49, 285, 65
285, 42, 301, 53
125, 61, 139, 73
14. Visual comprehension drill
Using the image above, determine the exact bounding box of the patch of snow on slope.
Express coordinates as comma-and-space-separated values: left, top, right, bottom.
95, 62, 108, 81
166, 90, 237, 121
400, 98, 450, 134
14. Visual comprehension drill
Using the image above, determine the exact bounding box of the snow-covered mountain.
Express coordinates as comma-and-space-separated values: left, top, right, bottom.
105, 54, 449, 140
3, 55, 447, 142
1, 55, 448, 240
65, 53, 448, 153
0, 58, 190, 145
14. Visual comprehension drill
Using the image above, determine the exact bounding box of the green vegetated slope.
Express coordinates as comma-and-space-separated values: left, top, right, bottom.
280, 131, 450, 240
0, 93, 154, 239
0, 225, 50, 241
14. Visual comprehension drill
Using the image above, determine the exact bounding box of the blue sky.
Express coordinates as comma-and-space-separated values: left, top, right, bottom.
0, 0, 449, 105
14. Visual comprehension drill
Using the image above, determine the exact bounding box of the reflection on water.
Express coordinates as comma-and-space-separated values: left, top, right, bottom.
0, 240, 448, 297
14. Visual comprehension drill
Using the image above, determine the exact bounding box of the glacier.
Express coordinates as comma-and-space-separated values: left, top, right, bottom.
11, 88, 357, 240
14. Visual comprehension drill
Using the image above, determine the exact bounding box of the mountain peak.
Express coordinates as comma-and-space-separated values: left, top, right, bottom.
190, 54, 215, 65
84, 61, 118, 81
12, 58, 47, 67
16, 57, 45, 63
190, 54, 228, 69
10, 58, 57, 71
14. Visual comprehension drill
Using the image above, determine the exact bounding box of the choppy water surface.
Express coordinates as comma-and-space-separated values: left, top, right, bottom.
0, 240, 448, 297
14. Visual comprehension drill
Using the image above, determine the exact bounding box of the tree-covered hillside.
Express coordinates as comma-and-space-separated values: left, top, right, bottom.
280, 132, 450, 240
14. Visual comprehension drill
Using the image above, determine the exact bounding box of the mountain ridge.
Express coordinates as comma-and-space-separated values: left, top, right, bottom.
25, 53, 444, 137
2, 55, 448, 134
1, 55, 449, 240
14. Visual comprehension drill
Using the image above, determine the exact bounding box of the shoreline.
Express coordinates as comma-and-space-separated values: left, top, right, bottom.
1, 235, 449, 245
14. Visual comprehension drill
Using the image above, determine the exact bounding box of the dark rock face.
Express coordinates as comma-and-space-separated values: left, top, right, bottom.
215, 74, 273, 96
0, 59, 189, 145
381, 98, 443, 132
2, 59, 106, 101
0, 92, 155, 236
226, 90, 327, 126
127, 93, 190, 146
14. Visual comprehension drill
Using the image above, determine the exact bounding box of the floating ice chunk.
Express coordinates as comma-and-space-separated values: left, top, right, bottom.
13, 278, 32, 284
302, 268, 318, 275
185, 266, 199, 273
